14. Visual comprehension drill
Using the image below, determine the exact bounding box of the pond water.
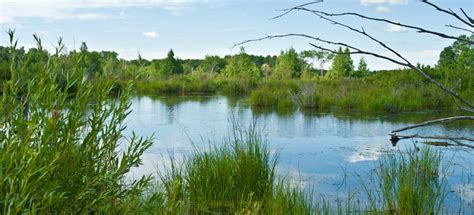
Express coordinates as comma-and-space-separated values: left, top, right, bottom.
125, 95, 474, 213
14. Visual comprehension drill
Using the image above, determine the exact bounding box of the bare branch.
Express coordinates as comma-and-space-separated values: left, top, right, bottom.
459, 8, 474, 24
308, 43, 409, 67
271, 0, 323, 20
421, 0, 474, 27
409, 66, 474, 110
391, 134, 474, 149
460, 106, 474, 113
446, 25, 474, 34
292, 7, 472, 44
291, 8, 474, 109
233, 33, 410, 66
392, 116, 474, 133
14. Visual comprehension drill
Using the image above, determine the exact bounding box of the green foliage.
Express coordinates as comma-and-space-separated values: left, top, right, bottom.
273, 47, 303, 79
156, 49, 183, 76
151, 120, 315, 214
356, 57, 370, 77
327, 47, 354, 79
1, 32, 153, 213
250, 80, 298, 111
364, 147, 447, 214
437, 34, 474, 92
221, 47, 261, 81
136, 73, 217, 95
0, 34, 472, 113
198, 55, 226, 73
300, 50, 334, 76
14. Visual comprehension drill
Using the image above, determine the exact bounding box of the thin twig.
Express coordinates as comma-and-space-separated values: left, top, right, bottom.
271, 0, 323, 20
459, 8, 474, 24
446, 25, 474, 34
233, 33, 410, 66
421, 0, 473, 27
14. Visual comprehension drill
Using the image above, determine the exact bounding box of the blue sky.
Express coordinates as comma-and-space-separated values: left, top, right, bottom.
0, 0, 472, 69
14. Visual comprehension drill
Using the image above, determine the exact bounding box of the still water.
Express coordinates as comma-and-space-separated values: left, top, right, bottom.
125, 95, 473, 212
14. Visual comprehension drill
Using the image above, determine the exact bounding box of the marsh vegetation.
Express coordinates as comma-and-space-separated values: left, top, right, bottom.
0, 0, 473, 210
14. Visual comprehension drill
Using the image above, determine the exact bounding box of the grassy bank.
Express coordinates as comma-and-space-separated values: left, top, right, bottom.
134, 68, 471, 113
253, 70, 460, 113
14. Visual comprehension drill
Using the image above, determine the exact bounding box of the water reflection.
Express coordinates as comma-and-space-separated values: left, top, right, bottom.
125, 95, 474, 210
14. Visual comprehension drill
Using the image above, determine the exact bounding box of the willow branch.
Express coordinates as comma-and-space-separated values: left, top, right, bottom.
392, 116, 474, 133
421, 0, 473, 27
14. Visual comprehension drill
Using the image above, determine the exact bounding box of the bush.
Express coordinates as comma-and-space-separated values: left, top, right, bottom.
1, 35, 153, 213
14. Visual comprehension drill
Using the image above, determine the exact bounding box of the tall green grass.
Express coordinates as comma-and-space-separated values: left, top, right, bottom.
250, 80, 298, 110
151, 120, 315, 214
252, 72, 459, 113
136, 73, 217, 95
362, 147, 448, 214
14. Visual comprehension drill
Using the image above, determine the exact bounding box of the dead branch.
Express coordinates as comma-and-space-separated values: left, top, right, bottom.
390, 134, 474, 149
392, 116, 474, 133
459, 8, 474, 24
297, 8, 474, 110
291, 7, 472, 44
446, 25, 474, 34
421, 0, 474, 28
234, 33, 410, 66
236, 21, 474, 110
271, 0, 323, 20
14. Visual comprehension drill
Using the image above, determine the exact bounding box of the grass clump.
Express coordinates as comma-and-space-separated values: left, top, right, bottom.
250, 80, 298, 110
136, 73, 217, 95
363, 147, 448, 214
153, 120, 315, 214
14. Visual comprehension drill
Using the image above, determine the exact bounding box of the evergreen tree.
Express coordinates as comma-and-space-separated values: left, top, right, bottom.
79, 42, 88, 53
157, 49, 183, 76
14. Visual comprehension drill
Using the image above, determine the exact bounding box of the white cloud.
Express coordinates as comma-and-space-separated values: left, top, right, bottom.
375, 6, 391, 13
360, 0, 407, 6
360, 0, 386, 6
386, 23, 408, 32
388, 0, 408, 5
76, 13, 109, 21
143, 31, 159, 38
0, 0, 209, 23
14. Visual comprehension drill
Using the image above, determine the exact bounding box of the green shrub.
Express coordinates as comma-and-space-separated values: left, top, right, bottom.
1, 32, 153, 213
